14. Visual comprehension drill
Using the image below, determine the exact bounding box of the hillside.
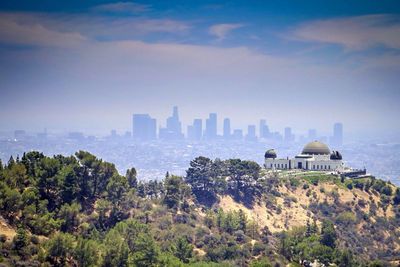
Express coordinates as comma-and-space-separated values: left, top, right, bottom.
0, 152, 399, 266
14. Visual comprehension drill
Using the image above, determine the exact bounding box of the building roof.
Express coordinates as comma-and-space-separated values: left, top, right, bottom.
301, 141, 331, 155
264, 149, 277, 159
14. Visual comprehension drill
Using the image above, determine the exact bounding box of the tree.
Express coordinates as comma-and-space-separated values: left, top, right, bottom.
130, 232, 160, 267
126, 167, 138, 188
185, 157, 216, 203
320, 220, 336, 248
103, 229, 129, 267
75, 238, 100, 267
163, 175, 183, 209
174, 236, 193, 263
61, 165, 80, 203
46, 232, 75, 266
58, 202, 81, 232
106, 174, 128, 205
12, 227, 29, 256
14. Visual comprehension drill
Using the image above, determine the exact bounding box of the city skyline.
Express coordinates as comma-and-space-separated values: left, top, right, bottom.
0, 1, 400, 137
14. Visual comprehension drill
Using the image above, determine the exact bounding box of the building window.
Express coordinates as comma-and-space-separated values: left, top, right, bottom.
317, 165, 319, 169
271, 164, 273, 168
329, 165, 330, 170
285, 164, 287, 169
313, 165, 315, 169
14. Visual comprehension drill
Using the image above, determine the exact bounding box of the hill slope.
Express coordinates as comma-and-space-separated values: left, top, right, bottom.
0, 152, 399, 266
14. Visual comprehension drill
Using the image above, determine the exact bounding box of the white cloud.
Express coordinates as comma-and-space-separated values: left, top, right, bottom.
292, 14, 400, 50
209, 23, 243, 40
0, 12, 190, 47
0, 14, 87, 47
92, 2, 151, 14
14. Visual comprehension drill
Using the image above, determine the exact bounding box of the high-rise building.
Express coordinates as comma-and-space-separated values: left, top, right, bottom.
205, 113, 217, 140
331, 122, 343, 147
223, 118, 231, 140
160, 106, 184, 140
187, 119, 202, 141
284, 127, 295, 143
259, 119, 270, 139
232, 129, 243, 140
193, 119, 202, 141
132, 114, 157, 141
246, 125, 257, 141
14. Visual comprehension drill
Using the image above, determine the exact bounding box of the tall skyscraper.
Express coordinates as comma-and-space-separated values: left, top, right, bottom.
259, 119, 270, 139
159, 106, 184, 140
132, 114, 157, 141
284, 127, 295, 143
331, 123, 343, 147
246, 125, 257, 141
223, 118, 231, 140
187, 119, 202, 141
205, 113, 217, 140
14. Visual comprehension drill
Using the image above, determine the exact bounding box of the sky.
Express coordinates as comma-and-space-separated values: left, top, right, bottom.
1, 0, 400, 137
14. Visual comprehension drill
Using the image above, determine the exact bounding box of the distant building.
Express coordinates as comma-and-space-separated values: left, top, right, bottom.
110, 129, 117, 138
187, 119, 202, 141
205, 113, 217, 140
232, 129, 243, 140
246, 125, 257, 141
284, 127, 295, 143
330, 123, 343, 147
223, 118, 231, 140
68, 132, 85, 141
132, 114, 157, 141
159, 106, 184, 140
259, 119, 270, 139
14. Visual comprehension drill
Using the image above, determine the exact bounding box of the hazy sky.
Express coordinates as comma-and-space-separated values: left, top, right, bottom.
1, 1, 400, 136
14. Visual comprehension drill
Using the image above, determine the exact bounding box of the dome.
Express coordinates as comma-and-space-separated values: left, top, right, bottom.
330, 150, 342, 160
302, 141, 330, 155
264, 149, 277, 159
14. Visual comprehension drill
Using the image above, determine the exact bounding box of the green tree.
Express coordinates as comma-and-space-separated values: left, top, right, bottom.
126, 167, 138, 188
75, 238, 100, 267
103, 229, 129, 267
320, 220, 336, 248
163, 175, 183, 209
46, 232, 75, 266
58, 202, 81, 232
106, 174, 128, 205
12, 226, 29, 256
174, 236, 193, 263
130, 232, 160, 267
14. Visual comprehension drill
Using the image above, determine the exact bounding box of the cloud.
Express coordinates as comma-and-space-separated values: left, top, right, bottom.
0, 13, 87, 47
92, 2, 151, 14
292, 14, 400, 50
0, 12, 190, 47
209, 23, 243, 40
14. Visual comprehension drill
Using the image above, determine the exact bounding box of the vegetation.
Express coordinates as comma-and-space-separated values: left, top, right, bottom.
0, 151, 399, 266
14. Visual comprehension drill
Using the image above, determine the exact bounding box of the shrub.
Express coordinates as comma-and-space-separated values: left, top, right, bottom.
336, 212, 356, 225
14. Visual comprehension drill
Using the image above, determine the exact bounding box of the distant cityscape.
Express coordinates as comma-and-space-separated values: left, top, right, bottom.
129, 106, 344, 147
2, 106, 400, 186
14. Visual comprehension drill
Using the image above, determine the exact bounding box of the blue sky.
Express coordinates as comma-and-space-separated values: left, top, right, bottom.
0, 1, 400, 137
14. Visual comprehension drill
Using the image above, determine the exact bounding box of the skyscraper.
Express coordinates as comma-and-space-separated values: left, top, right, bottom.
187, 119, 202, 141
259, 119, 270, 139
284, 127, 295, 143
159, 106, 184, 140
223, 118, 231, 140
132, 114, 157, 141
205, 113, 217, 140
331, 123, 343, 147
246, 125, 257, 141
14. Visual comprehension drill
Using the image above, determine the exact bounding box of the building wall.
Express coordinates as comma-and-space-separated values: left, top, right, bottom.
265, 157, 343, 171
